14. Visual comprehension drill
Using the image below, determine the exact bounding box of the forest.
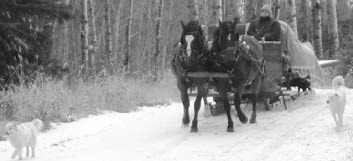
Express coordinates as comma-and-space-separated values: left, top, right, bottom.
0, 0, 352, 124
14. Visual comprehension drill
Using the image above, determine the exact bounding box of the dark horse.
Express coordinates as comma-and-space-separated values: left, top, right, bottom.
171, 20, 211, 132
210, 18, 265, 132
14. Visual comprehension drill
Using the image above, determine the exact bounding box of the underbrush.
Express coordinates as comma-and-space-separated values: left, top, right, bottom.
0, 72, 179, 128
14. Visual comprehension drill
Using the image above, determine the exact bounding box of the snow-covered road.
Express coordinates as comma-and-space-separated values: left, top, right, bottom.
1, 89, 353, 161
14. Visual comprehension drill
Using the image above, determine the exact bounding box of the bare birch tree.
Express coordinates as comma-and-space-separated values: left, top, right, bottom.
299, 0, 311, 41
188, 0, 199, 21
327, 0, 339, 58
212, 0, 223, 24
245, 0, 256, 22
81, 0, 89, 75
272, 0, 280, 19
225, 0, 240, 20
113, 0, 122, 68
124, 0, 133, 71
154, 0, 164, 79
105, 0, 113, 73
287, 0, 298, 35
88, 0, 97, 73
311, 0, 324, 58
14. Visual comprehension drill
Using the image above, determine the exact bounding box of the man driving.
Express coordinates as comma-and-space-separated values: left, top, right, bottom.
247, 4, 281, 41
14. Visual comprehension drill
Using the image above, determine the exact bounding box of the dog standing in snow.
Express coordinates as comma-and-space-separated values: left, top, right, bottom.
4, 119, 43, 160
326, 76, 346, 130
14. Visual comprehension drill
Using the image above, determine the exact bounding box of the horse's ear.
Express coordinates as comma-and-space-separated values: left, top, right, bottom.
218, 20, 223, 34
198, 25, 204, 35
180, 20, 185, 30
218, 20, 222, 27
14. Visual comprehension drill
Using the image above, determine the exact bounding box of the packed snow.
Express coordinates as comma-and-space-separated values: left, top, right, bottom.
1, 89, 353, 161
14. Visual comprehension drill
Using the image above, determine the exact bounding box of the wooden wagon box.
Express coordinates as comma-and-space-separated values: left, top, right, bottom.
260, 41, 283, 85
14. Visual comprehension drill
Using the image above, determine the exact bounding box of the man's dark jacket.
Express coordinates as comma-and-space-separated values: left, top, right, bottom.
247, 17, 281, 41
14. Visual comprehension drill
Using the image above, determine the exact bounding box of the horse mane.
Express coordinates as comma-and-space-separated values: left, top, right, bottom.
240, 35, 263, 59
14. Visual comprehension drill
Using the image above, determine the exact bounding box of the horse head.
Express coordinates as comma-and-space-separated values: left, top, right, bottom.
178, 20, 206, 65
213, 18, 241, 65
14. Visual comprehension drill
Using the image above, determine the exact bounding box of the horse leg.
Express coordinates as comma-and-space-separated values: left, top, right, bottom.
202, 83, 211, 118
216, 79, 234, 132
191, 83, 206, 132
250, 77, 262, 124
234, 81, 248, 124
178, 80, 190, 125
224, 96, 234, 132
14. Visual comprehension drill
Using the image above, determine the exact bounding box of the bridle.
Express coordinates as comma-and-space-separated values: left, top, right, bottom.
221, 35, 265, 75
178, 30, 206, 64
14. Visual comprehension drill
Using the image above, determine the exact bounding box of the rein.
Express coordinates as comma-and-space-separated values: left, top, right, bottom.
228, 42, 266, 76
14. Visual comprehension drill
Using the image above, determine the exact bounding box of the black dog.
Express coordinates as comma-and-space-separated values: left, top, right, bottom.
283, 75, 311, 93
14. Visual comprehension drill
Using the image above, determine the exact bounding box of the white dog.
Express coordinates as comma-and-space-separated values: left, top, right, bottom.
327, 76, 346, 130
4, 119, 43, 160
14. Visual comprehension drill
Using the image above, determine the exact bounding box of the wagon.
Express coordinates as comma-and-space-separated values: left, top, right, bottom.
188, 22, 338, 116
186, 24, 289, 114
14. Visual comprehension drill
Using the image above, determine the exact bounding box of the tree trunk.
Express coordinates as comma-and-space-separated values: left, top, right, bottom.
287, 0, 298, 36
88, 0, 97, 74
202, 0, 209, 26
320, 0, 328, 55
63, 21, 69, 65
154, 0, 164, 79
245, 0, 256, 22
272, 0, 280, 19
187, 0, 199, 21
239, 0, 246, 22
114, 0, 122, 69
327, 0, 339, 58
124, 0, 133, 71
299, 0, 311, 41
136, 0, 147, 72
311, 0, 324, 58
81, 0, 89, 75
105, 0, 113, 73
234, 0, 241, 19
211, 0, 222, 24
225, 0, 240, 20
222, 0, 225, 20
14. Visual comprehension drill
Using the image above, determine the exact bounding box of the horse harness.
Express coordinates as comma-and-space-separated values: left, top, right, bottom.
178, 31, 207, 63
223, 42, 266, 76
173, 31, 208, 81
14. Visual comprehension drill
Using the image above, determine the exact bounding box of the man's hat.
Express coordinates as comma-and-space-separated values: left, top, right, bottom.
261, 4, 272, 15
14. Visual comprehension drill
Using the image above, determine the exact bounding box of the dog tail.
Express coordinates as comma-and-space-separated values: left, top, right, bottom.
332, 75, 345, 90
32, 119, 43, 132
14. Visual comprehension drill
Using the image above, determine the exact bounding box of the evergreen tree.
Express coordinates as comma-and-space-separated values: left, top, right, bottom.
0, 0, 72, 83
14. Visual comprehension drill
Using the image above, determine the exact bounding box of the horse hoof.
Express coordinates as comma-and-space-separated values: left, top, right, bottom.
190, 127, 198, 132
182, 123, 189, 128
250, 117, 257, 124
227, 127, 234, 132
238, 113, 248, 124
203, 104, 212, 118
182, 117, 190, 125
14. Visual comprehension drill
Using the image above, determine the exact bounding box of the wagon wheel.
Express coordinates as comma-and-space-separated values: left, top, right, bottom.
210, 101, 225, 116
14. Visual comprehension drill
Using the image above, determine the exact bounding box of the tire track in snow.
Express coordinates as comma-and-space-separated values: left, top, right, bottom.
248, 92, 328, 161
221, 93, 326, 161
